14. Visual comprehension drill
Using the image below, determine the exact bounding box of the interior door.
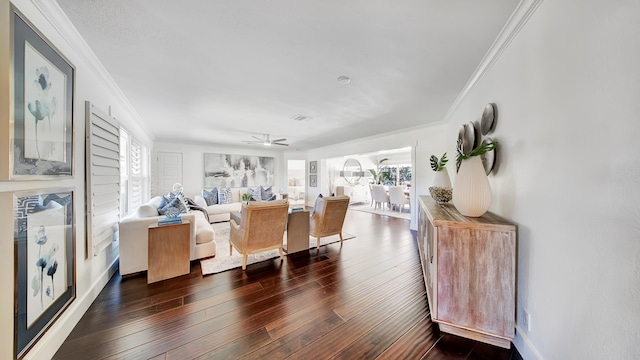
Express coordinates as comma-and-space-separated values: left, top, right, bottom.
157, 152, 183, 196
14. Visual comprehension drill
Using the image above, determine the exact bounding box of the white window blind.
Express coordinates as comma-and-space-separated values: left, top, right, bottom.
86, 101, 120, 258
119, 130, 129, 217
130, 139, 142, 210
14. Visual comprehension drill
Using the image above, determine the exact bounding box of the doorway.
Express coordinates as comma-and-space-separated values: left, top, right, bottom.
287, 160, 305, 206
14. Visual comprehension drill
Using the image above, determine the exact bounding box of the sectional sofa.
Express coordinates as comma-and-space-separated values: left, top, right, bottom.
193, 187, 284, 223
119, 195, 216, 276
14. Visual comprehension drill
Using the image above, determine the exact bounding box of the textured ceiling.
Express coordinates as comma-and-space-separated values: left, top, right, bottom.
55, 0, 518, 150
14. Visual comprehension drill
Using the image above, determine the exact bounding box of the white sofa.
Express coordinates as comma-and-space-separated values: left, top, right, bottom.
193, 187, 247, 223
119, 196, 216, 276
194, 187, 286, 223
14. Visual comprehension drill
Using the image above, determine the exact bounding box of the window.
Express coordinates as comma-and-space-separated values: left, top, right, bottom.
120, 127, 149, 217
379, 164, 412, 186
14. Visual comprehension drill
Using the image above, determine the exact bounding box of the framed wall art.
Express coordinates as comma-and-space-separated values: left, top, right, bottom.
9, 7, 75, 179
13, 188, 76, 359
204, 153, 274, 188
309, 160, 317, 174
309, 174, 317, 187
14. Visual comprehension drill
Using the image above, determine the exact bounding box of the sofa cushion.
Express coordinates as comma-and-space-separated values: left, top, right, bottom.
206, 202, 241, 215
202, 188, 218, 206
147, 196, 164, 209
218, 188, 233, 204
137, 204, 159, 218
194, 213, 215, 244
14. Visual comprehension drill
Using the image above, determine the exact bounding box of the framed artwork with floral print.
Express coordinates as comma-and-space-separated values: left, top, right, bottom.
8, 7, 74, 179
13, 188, 76, 359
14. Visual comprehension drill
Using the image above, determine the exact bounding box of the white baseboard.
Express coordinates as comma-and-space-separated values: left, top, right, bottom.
514, 325, 545, 360
23, 259, 119, 360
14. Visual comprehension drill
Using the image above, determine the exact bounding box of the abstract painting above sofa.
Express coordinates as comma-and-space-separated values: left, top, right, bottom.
204, 153, 274, 188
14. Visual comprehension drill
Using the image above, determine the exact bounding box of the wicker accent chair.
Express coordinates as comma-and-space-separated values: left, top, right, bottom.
309, 195, 350, 249
229, 199, 289, 270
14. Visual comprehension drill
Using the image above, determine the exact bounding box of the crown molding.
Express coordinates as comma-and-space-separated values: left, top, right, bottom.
28, 0, 154, 144
441, 0, 545, 123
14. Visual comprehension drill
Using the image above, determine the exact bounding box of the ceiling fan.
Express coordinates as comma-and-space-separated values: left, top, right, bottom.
243, 134, 289, 146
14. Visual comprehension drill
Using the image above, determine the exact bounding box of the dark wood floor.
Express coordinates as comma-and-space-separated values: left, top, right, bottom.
54, 209, 522, 360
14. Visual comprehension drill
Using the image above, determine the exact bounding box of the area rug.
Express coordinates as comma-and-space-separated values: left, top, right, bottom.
200, 222, 355, 275
348, 203, 411, 220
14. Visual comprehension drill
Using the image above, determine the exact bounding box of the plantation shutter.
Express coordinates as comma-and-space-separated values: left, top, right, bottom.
85, 101, 120, 258
129, 139, 143, 211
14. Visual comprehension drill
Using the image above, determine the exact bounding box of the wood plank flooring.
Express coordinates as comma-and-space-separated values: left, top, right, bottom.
54, 209, 522, 360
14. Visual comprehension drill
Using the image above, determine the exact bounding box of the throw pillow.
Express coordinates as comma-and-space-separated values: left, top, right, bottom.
311, 193, 323, 216
166, 191, 190, 213
260, 185, 274, 201
158, 197, 188, 215
202, 188, 218, 206
218, 188, 233, 204
248, 187, 261, 201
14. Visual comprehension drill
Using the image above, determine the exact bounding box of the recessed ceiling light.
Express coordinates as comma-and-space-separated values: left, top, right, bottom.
337, 75, 351, 84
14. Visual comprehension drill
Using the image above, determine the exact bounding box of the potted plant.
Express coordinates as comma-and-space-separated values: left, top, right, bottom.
429, 153, 451, 188
428, 153, 452, 204
368, 158, 388, 184
241, 192, 252, 204
453, 139, 498, 217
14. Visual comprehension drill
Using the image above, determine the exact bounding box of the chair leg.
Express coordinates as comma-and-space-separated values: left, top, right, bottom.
339, 232, 343, 244
279, 247, 284, 260
316, 237, 321, 249
229, 243, 232, 256
241, 255, 247, 270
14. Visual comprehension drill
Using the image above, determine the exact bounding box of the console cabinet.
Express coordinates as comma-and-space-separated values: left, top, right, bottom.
417, 196, 516, 348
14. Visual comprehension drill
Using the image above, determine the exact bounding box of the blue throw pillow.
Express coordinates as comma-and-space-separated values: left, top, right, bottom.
248, 187, 261, 201
311, 194, 323, 216
202, 188, 218, 206
158, 197, 188, 215
166, 191, 189, 213
260, 185, 274, 201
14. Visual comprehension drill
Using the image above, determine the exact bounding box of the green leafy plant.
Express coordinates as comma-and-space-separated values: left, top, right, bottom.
241, 193, 252, 201
456, 139, 498, 171
430, 153, 448, 172
368, 158, 389, 184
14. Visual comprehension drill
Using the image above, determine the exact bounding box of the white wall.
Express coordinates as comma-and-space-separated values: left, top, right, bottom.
0, 1, 153, 359
153, 141, 287, 199
443, 0, 640, 358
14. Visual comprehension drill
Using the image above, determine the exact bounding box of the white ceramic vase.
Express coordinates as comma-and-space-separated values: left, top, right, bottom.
452, 156, 492, 217
432, 168, 452, 188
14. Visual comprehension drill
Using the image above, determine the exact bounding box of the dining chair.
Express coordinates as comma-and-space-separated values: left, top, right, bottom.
371, 185, 390, 210
389, 186, 410, 213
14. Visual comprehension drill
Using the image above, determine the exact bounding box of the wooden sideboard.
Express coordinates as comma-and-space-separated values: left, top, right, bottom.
417, 196, 516, 348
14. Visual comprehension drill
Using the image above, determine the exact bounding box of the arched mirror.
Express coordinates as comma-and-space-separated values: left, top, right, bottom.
341, 158, 364, 185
